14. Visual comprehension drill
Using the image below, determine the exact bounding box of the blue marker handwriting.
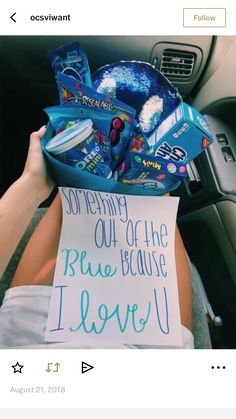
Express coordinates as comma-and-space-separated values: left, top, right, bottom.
120, 249, 167, 278
62, 248, 117, 278
125, 219, 168, 248
50, 286, 169, 336
61, 187, 128, 222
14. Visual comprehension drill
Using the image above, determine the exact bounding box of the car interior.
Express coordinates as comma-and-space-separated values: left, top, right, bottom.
0, 35, 235, 349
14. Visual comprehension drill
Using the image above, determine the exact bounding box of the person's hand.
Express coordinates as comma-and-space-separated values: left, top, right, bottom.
21, 126, 55, 203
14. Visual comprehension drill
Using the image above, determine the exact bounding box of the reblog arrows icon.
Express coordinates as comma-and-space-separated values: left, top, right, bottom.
45, 362, 61, 373
10, 13, 16, 23
81, 361, 94, 374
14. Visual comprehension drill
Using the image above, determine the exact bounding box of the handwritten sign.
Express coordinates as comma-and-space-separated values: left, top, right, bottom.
45, 188, 182, 347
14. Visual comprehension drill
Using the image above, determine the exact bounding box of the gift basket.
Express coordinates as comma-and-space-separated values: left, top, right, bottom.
42, 41, 214, 196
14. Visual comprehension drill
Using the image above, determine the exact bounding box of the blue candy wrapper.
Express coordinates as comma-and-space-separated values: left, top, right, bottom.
115, 151, 185, 193
47, 41, 93, 87
119, 167, 182, 193
123, 152, 188, 177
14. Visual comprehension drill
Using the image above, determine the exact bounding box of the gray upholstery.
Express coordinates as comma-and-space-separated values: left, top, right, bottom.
190, 263, 212, 348
0, 208, 212, 348
0, 208, 46, 302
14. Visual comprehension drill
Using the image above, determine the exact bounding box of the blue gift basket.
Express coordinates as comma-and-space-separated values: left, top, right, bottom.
42, 59, 183, 196
42, 123, 181, 196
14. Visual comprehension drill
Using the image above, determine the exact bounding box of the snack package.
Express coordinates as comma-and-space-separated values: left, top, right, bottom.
44, 105, 114, 164
56, 72, 136, 169
147, 102, 214, 164
118, 166, 182, 193
47, 41, 93, 87
123, 152, 187, 177
116, 151, 186, 193
45, 119, 112, 178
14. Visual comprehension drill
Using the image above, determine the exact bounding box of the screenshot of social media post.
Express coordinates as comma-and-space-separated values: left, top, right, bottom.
0, 0, 235, 411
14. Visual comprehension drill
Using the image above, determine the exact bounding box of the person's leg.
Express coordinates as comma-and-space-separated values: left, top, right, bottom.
175, 226, 192, 331
11, 193, 62, 287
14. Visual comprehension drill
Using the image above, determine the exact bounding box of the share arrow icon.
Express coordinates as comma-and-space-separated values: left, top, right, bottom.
81, 361, 94, 374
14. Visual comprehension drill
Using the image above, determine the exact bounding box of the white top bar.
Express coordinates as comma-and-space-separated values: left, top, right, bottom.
0, 1, 235, 35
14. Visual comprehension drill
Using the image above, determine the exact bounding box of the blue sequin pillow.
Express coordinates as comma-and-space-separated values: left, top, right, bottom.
93, 61, 181, 137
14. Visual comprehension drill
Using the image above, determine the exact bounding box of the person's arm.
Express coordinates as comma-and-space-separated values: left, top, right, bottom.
0, 126, 54, 277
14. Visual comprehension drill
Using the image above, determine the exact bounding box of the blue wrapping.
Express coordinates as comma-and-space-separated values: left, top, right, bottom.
42, 123, 180, 196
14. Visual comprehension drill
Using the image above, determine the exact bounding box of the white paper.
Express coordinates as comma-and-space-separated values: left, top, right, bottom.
45, 187, 182, 347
